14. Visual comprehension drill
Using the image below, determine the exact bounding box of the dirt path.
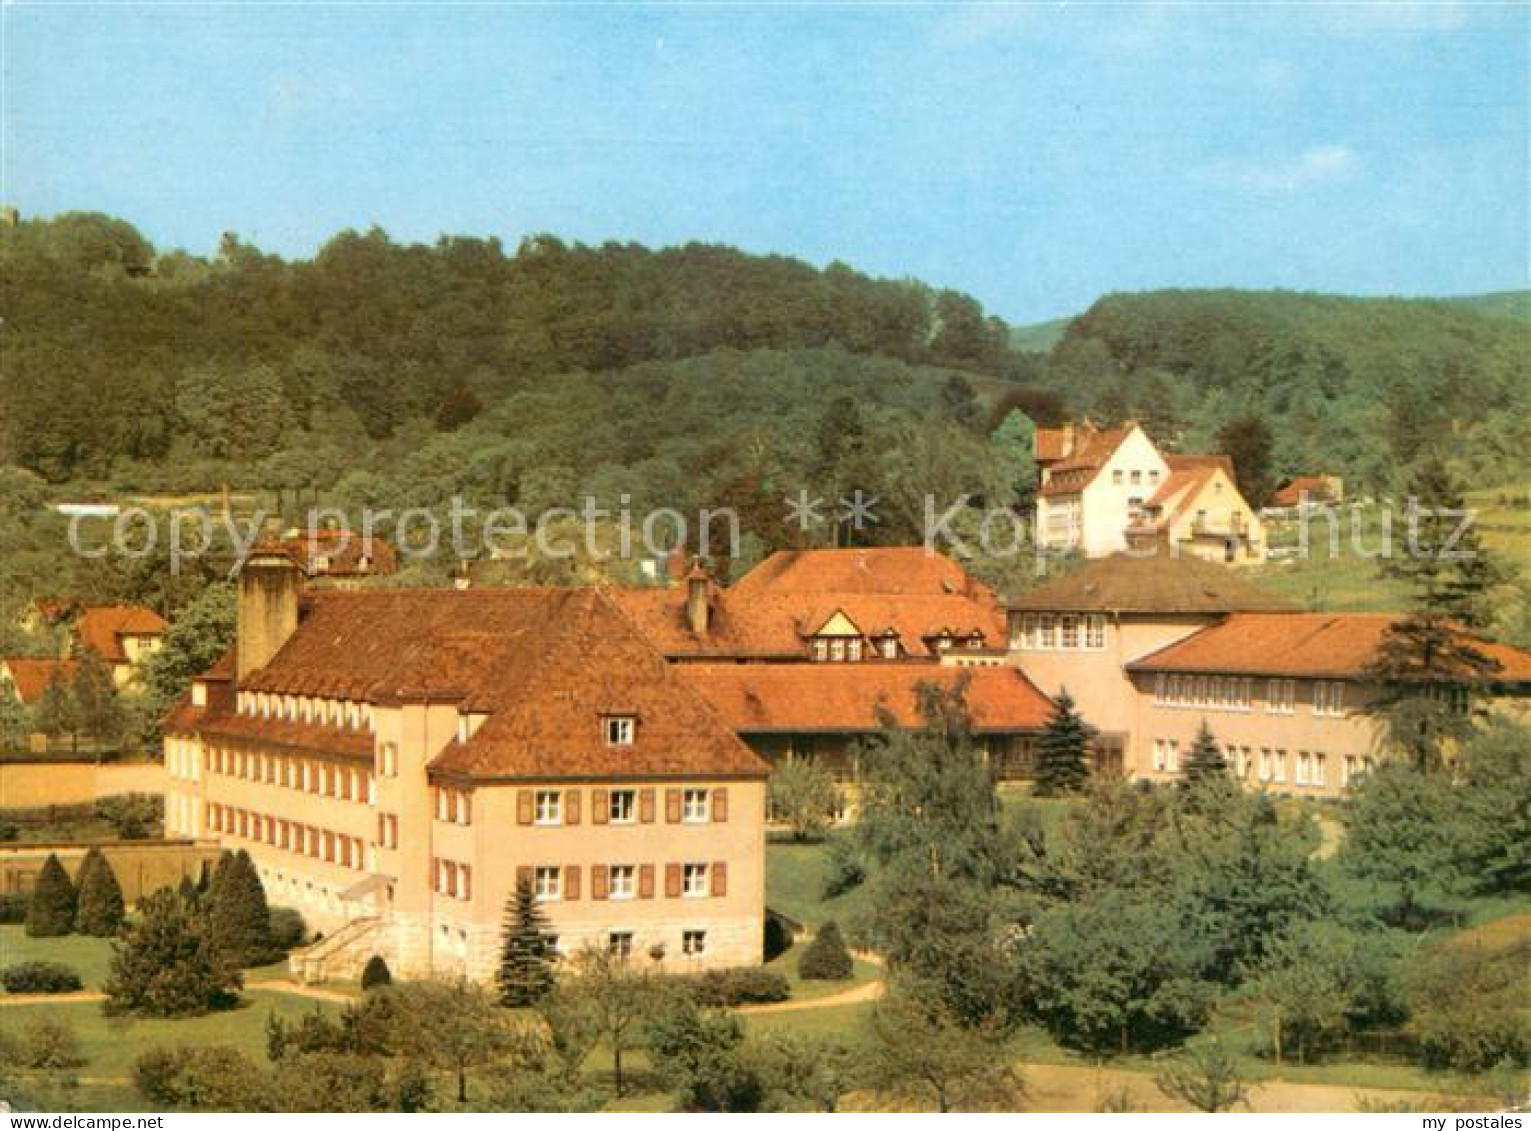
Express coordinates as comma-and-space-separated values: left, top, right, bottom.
0, 990, 105, 1006
1, 980, 354, 1008
738, 976, 884, 1015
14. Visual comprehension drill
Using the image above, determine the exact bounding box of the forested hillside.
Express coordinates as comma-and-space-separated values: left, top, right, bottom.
1039, 289, 1531, 490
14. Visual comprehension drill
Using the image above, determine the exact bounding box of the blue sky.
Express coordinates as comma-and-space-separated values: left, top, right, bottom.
4, 2, 1527, 322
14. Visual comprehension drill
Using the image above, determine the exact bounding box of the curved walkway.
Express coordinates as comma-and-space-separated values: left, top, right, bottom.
737, 976, 884, 1015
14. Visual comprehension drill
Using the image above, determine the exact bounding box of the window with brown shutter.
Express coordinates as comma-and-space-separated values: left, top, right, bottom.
591, 864, 609, 900
665, 788, 682, 823
564, 865, 581, 900
665, 862, 682, 898
712, 787, 728, 823
639, 788, 655, 823
638, 863, 655, 899
566, 789, 581, 825
712, 861, 728, 897
592, 788, 608, 825
517, 865, 533, 889
516, 790, 533, 825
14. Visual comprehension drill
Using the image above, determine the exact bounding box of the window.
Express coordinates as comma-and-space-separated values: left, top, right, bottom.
1085, 614, 1106, 650
1037, 614, 1056, 649
682, 863, 709, 897
1273, 749, 1287, 783
534, 866, 561, 901
609, 789, 636, 824
1149, 469, 1161, 484
436, 788, 450, 822
1259, 748, 1272, 782
682, 930, 707, 956
880, 636, 899, 660
1313, 681, 1345, 717
1130, 469, 1142, 485
604, 716, 635, 746
608, 865, 636, 899
1060, 614, 1079, 649
1343, 755, 1358, 785
812, 640, 828, 662
535, 790, 562, 825
1296, 752, 1311, 786
1312, 753, 1327, 787
682, 788, 709, 823
1266, 679, 1295, 714
1112, 469, 1124, 485
847, 639, 863, 662
379, 743, 398, 777
829, 638, 845, 662
457, 865, 472, 901
378, 813, 398, 849
608, 932, 634, 960
1154, 674, 1167, 706
1165, 740, 1179, 773
1152, 739, 1167, 772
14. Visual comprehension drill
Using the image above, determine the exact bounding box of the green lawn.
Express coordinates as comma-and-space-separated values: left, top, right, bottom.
765, 836, 875, 930
0, 925, 115, 989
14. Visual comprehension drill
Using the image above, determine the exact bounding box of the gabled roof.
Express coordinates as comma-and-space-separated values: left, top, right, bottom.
76, 605, 167, 663
676, 663, 1054, 735
1038, 426, 1137, 498
279, 529, 398, 578
1034, 423, 1099, 463
1270, 476, 1340, 508
1009, 553, 1292, 615
175, 587, 765, 782
1165, 453, 1236, 476
0, 658, 80, 704
1126, 612, 1531, 682
610, 548, 1006, 661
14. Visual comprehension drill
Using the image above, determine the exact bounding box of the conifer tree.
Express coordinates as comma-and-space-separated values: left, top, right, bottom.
1181, 722, 1229, 788
26, 853, 77, 937
496, 878, 555, 1007
360, 954, 392, 992
104, 887, 241, 1016
208, 849, 275, 966
74, 845, 126, 936
798, 920, 855, 981
1034, 688, 1095, 797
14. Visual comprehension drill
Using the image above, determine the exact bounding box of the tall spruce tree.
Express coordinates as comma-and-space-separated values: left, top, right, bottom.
208, 849, 276, 966
1368, 452, 1507, 769
25, 853, 76, 937
74, 845, 126, 936
1181, 722, 1230, 787
496, 878, 555, 1007
1034, 688, 1095, 797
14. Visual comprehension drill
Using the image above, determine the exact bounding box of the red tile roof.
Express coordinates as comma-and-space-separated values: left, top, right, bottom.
279, 529, 398, 579
75, 605, 166, 663
171, 587, 765, 782
1270, 476, 1340, 508
1127, 612, 1531, 682
1165, 453, 1236, 476
1038, 427, 1136, 498
610, 548, 1007, 660
676, 662, 1054, 734
1, 658, 80, 704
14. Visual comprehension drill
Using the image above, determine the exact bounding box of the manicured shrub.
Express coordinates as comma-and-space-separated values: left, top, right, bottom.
798, 921, 854, 981
268, 907, 308, 953
25, 853, 76, 937
208, 849, 277, 966
0, 961, 83, 994
360, 954, 392, 992
677, 966, 790, 1007
74, 846, 126, 936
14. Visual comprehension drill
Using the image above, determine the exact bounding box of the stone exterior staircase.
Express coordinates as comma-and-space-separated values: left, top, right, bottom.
288, 916, 385, 984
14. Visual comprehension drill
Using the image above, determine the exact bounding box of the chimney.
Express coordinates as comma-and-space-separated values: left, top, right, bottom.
1061, 421, 1076, 457
237, 548, 302, 680
685, 561, 711, 638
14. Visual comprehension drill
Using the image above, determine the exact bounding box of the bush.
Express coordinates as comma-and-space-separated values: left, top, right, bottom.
360, 955, 392, 991
104, 887, 242, 1017
268, 907, 308, 953
0, 892, 28, 924
95, 793, 162, 840
25, 853, 76, 937
820, 837, 865, 900
675, 966, 790, 1007
208, 850, 277, 966
0, 1015, 85, 1069
1, 961, 83, 994
134, 1045, 264, 1110
798, 921, 854, 981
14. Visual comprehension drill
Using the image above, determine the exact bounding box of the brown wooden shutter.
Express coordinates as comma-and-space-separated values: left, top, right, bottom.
665, 788, 682, 823
592, 788, 609, 825
711, 861, 727, 897
516, 866, 533, 889
591, 864, 609, 901
566, 789, 581, 825
712, 787, 728, 823
564, 865, 580, 900
516, 790, 533, 825
639, 788, 655, 824
638, 863, 655, 899
664, 863, 682, 898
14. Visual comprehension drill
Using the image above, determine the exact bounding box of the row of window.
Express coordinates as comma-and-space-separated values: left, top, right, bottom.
1111, 467, 1162, 488
516, 786, 726, 826
1011, 613, 1109, 651
1151, 740, 1375, 787
238, 690, 373, 732
522, 861, 727, 902
209, 803, 369, 870
809, 631, 987, 663
165, 737, 200, 783
210, 746, 375, 803
1152, 675, 1347, 717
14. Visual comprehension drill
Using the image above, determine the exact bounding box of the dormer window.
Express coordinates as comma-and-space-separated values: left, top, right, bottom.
812, 640, 828, 662
881, 636, 898, 660
457, 716, 469, 744
604, 716, 635, 746
847, 639, 863, 662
